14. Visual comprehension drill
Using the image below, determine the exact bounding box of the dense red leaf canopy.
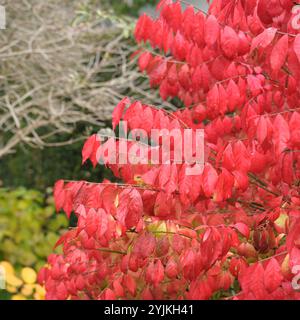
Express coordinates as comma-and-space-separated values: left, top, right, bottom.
39, 0, 300, 300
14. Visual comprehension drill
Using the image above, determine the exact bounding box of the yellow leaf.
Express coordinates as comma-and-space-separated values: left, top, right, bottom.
281, 254, 290, 277
274, 212, 288, 230
11, 294, 27, 300
0, 261, 14, 275
21, 284, 34, 296
133, 175, 145, 186
21, 267, 37, 284
6, 274, 23, 287
34, 284, 46, 296
114, 194, 119, 208
6, 285, 17, 293
33, 292, 45, 300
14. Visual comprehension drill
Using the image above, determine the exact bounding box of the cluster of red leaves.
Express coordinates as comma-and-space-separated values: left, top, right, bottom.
39, 0, 300, 300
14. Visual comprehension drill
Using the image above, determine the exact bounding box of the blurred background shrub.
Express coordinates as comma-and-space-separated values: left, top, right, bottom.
0, 188, 68, 268
0, 188, 68, 299
0, 261, 46, 300
102, 0, 157, 16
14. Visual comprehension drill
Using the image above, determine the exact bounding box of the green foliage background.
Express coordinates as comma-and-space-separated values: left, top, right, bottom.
0, 188, 68, 270
0, 140, 113, 190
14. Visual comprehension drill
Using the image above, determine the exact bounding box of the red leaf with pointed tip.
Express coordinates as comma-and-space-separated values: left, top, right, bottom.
250, 27, 277, 52
257, 116, 268, 144
113, 279, 125, 298
97, 208, 108, 237
221, 26, 239, 59
138, 52, 152, 72
233, 222, 250, 239
53, 179, 65, 212
264, 259, 283, 293
207, 84, 219, 112
142, 167, 160, 185
202, 164, 218, 198
82, 134, 95, 165
102, 288, 116, 300
112, 97, 130, 130
159, 164, 171, 189
239, 263, 267, 299
165, 257, 178, 279
204, 15, 219, 46
270, 34, 288, 72
82, 134, 101, 167
116, 188, 143, 229
273, 114, 290, 155
141, 287, 154, 299
123, 274, 136, 297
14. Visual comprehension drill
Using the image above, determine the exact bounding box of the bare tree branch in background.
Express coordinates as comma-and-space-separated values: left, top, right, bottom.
0, 0, 173, 158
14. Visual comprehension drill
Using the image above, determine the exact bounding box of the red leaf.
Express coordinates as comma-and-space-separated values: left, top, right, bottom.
256, 115, 268, 144
226, 79, 240, 111
102, 288, 116, 300
142, 167, 160, 185
97, 208, 108, 237
150, 60, 168, 85
159, 164, 171, 189
273, 114, 290, 155
138, 52, 152, 72
263, 258, 283, 293
112, 97, 130, 130
113, 279, 125, 298
141, 287, 154, 299
53, 179, 65, 212
153, 260, 165, 286
270, 34, 288, 72
116, 188, 143, 229
221, 26, 239, 59
207, 84, 219, 112
233, 222, 250, 239
232, 170, 249, 191
213, 168, 234, 202
82, 135, 95, 165
250, 27, 277, 52
202, 164, 218, 198
54, 229, 76, 249
239, 263, 267, 299
165, 257, 178, 279
204, 15, 220, 46
156, 0, 172, 11
56, 282, 68, 300
294, 34, 300, 63
140, 106, 154, 134
81, 134, 101, 167
123, 274, 136, 297
247, 75, 262, 97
